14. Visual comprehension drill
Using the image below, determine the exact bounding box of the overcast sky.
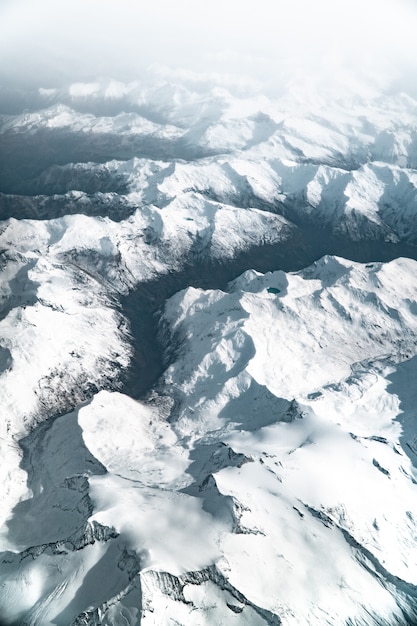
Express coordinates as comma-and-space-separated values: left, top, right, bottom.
0, 0, 416, 95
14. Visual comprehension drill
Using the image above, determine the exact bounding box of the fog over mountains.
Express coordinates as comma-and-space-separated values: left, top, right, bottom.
1, 1, 417, 625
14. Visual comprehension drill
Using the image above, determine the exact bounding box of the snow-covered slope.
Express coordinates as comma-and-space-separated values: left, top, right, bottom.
0, 202, 294, 572
1, 254, 417, 625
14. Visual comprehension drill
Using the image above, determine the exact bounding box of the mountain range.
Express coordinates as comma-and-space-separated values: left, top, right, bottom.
1, 77, 417, 625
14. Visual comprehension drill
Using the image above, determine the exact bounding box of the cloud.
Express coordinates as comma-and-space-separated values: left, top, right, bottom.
0, 0, 416, 95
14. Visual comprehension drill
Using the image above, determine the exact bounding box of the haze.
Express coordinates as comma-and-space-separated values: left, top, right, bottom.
1, 0, 416, 96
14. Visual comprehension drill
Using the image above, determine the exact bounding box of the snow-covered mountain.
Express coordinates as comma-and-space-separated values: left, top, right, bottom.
1, 68, 417, 625
2, 84, 417, 244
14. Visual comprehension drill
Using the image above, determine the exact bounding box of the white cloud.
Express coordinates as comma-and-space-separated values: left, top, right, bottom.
0, 0, 416, 94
